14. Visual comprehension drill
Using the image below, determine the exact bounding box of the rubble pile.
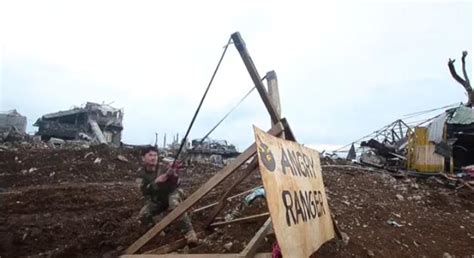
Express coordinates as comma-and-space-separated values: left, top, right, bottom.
1, 147, 473, 257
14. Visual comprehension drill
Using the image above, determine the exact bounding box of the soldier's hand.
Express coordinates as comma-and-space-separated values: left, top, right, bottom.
155, 173, 168, 183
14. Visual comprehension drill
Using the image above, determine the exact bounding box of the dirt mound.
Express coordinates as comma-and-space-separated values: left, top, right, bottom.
1, 147, 473, 257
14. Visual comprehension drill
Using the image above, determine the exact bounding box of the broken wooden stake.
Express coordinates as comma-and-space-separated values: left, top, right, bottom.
191, 185, 263, 214
143, 232, 205, 255
239, 218, 273, 258
210, 212, 270, 227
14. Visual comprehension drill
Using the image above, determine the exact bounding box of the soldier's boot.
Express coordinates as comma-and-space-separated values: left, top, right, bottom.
185, 229, 199, 246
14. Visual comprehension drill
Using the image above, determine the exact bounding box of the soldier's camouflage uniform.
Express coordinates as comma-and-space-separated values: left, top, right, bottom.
137, 165, 193, 233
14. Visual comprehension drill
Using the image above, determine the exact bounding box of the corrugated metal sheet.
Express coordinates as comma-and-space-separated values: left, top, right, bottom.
407, 127, 444, 172
447, 106, 474, 125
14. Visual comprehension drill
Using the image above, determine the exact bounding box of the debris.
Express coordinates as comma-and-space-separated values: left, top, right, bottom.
443, 252, 453, 258
28, 168, 38, 173
93, 158, 102, 164
223, 242, 233, 251
34, 102, 124, 146
48, 138, 65, 148
387, 219, 403, 227
243, 187, 265, 205
0, 110, 27, 142
211, 212, 269, 227
117, 155, 129, 163
84, 152, 94, 159
396, 194, 404, 201
367, 249, 375, 257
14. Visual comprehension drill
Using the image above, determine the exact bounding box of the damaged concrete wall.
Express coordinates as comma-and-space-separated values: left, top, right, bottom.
34, 102, 124, 146
0, 110, 27, 140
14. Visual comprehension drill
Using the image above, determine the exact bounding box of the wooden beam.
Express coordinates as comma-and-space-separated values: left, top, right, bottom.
191, 185, 263, 213
121, 253, 272, 258
239, 218, 273, 258
204, 157, 259, 228
280, 118, 296, 141
266, 71, 281, 120
231, 32, 280, 125
210, 212, 270, 227
143, 232, 205, 254
125, 123, 284, 254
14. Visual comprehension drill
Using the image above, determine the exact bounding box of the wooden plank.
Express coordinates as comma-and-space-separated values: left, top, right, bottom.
191, 185, 263, 213
204, 157, 259, 228
143, 232, 205, 254
125, 123, 284, 254
210, 212, 270, 227
122, 254, 237, 258
280, 118, 296, 142
121, 253, 272, 258
231, 32, 280, 125
239, 218, 273, 258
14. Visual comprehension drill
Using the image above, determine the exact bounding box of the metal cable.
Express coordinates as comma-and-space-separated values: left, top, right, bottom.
172, 37, 232, 166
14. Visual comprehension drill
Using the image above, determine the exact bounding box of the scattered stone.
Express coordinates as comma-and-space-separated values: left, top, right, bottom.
117, 155, 129, 163
387, 219, 403, 227
367, 250, 375, 257
84, 152, 94, 159
29, 168, 38, 173
223, 242, 233, 251
443, 252, 452, 258
336, 232, 349, 246
94, 158, 102, 164
396, 194, 404, 201
412, 195, 422, 201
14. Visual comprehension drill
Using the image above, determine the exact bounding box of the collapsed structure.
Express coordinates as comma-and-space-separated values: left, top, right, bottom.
342, 105, 474, 176
186, 138, 239, 165
0, 110, 27, 141
34, 102, 123, 146
408, 105, 474, 173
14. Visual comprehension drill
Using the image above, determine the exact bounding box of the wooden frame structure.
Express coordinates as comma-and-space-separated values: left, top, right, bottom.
124, 32, 297, 257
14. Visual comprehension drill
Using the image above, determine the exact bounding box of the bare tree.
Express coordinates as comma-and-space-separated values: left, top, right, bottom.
448, 51, 473, 107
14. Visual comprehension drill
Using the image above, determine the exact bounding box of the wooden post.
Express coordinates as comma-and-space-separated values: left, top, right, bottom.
239, 218, 273, 258
266, 71, 281, 120
231, 32, 280, 125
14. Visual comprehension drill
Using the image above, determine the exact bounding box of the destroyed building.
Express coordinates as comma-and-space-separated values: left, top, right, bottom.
190, 138, 239, 157
0, 110, 27, 142
33, 102, 124, 146
183, 138, 239, 164
351, 105, 474, 174
407, 105, 474, 173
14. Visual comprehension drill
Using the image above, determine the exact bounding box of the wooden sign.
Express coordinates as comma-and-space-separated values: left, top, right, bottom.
254, 126, 335, 258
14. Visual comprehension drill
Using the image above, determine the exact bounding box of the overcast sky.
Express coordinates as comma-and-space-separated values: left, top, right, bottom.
1, 0, 472, 152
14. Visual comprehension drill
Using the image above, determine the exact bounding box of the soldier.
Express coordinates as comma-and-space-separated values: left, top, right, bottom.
137, 146, 198, 245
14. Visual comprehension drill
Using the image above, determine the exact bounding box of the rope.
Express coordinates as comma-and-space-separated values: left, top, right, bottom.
182, 76, 265, 158
172, 37, 232, 166
196, 85, 256, 146
403, 102, 460, 119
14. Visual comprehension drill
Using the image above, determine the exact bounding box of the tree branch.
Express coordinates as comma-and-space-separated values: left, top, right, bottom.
448, 58, 468, 88
461, 51, 471, 90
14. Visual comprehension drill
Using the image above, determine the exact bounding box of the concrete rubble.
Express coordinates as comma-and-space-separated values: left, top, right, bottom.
0, 110, 27, 142
33, 102, 124, 146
